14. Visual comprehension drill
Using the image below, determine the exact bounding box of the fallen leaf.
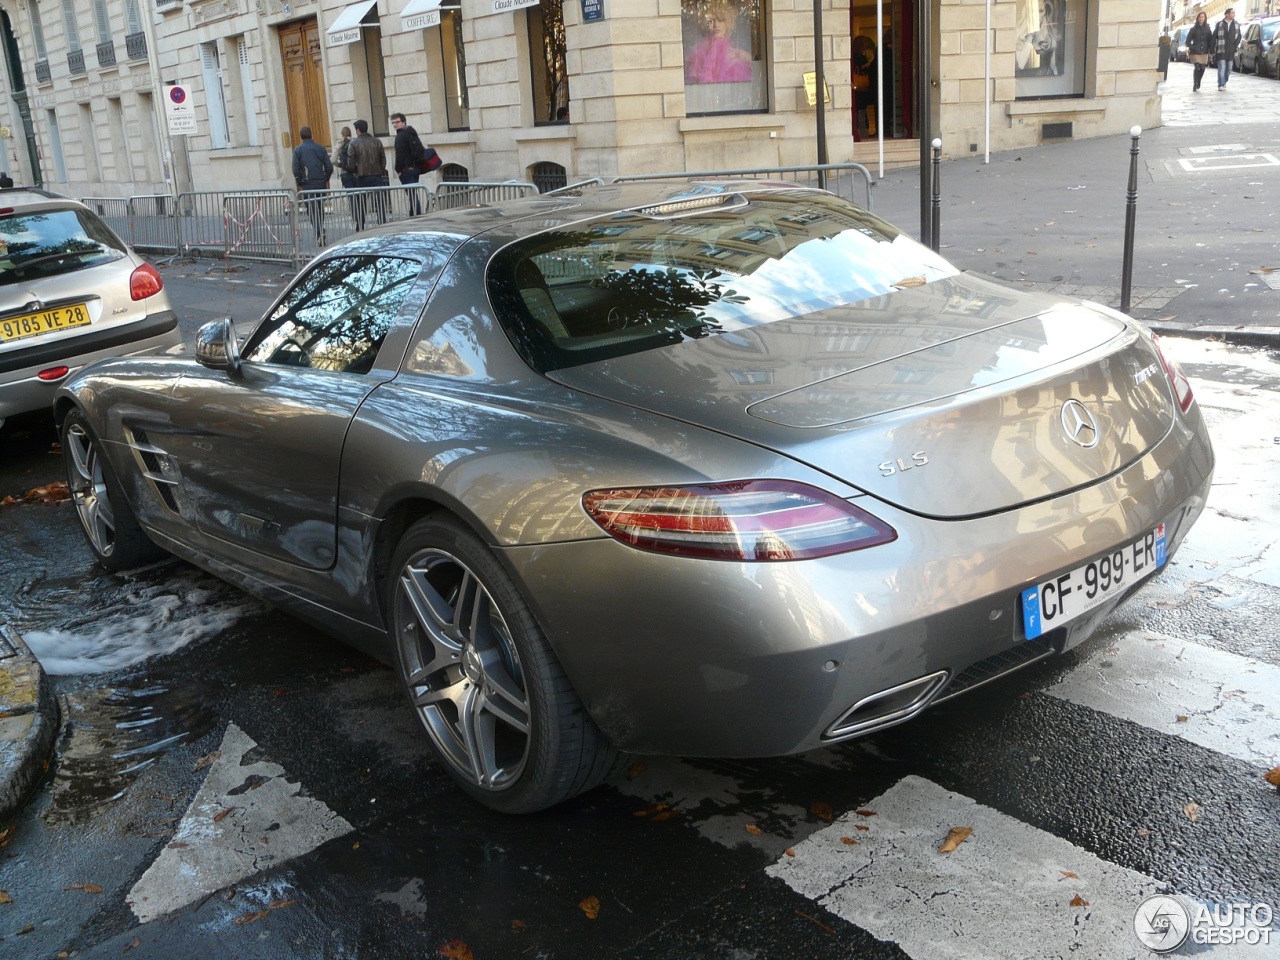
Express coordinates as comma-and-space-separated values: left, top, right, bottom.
511, 919, 527, 931
1263, 767, 1280, 788
123, 938, 141, 952
1184, 802, 1199, 822
64, 883, 103, 894
855, 824, 869, 831
268, 898, 296, 910
854, 809, 878, 817
352, 841, 360, 849
1017, 691, 1033, 700
213, 806, 238, 822
1070, 894, 1089, 907
439, 941, 474, 960
795, 909, 837, 934
579, 895, 601, 920
270, 688, 288, 698
811, 801, 835, 822
1176, 715, 1189, 723
17, 924, 34, 935
785, 848, 796, 857
633, 803, 672, 819
840, 837, 859, 846
0, 890, 13, 904
1136, 828, 1151, 837
234, 909, 269, 926
625, 761, 647, 780
938, 827, 974, 854
1060, 871, 1079, 880
166, 840, 190, 849
651, 808, 679, 822
192, 751, 220, 771
744, 823, 763, 836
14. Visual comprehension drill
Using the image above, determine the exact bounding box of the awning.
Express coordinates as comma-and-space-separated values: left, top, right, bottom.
327, 0, 379, 46
400, 0, 441, 31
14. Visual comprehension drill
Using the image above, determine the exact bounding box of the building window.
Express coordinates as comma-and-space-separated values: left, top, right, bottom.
60, 0, 81, 52
122, 0, 141, 34
681, 0, 768, 116
200, 41, 231, 149
28, 0, 48, 60
439, 6, 469, 131
92, 0, 110, 43
352, 25, 389, 136
527, 2, 569, 125
226, 35, 260, 147
46, 108, 67, 182
1015, 0, 1087, 98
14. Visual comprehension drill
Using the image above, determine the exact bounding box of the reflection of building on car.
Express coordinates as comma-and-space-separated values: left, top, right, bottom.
54, 181, 1214, 814
0, 188, 181, 431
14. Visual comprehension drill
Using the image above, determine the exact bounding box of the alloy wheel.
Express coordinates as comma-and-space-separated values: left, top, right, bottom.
65, 421, 116, 558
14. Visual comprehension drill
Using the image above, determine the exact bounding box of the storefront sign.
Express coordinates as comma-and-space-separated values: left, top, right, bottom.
493, 0, 539, 11
802, 72, 831, 107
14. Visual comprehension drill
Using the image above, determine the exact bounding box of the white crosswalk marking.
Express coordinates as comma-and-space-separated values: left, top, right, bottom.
1047, 634, 1280, 769
127, 723, 353, 923
767, 776, 1256, 959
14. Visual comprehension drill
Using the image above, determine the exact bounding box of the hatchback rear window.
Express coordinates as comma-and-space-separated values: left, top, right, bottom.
0, 208, 126, 285
488, 189, 957, 372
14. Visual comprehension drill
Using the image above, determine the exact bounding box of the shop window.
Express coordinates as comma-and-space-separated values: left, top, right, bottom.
1015, 0, 1087, 98
354, 25, 390, 136
439, 6, 470, 131
681, 0, 768, 116
527, 2, 569, 125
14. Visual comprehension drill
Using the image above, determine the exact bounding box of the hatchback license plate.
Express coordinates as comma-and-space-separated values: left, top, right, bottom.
0, 303, 91, 343
1021, 524, 1166, 640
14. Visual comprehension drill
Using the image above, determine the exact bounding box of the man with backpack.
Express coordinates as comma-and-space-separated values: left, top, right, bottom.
391, 112, 430, 216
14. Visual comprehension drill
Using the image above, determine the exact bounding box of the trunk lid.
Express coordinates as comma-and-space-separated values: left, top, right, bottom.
547, 274, 1174, 518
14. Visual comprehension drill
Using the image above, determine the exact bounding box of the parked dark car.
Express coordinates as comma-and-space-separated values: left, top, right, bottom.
1238, 17, 1280, 74
1173, 24, 1191, 61
55, 182, 1214, 813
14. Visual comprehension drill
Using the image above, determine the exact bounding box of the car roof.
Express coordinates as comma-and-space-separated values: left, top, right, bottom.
0, 187, 86, 215
335, 180, 832, 259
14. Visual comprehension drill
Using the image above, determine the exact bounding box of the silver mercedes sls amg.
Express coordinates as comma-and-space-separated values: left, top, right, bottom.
55, 182, 1214, 812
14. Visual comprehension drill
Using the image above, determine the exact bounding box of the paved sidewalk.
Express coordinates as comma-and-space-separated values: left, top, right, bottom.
0, 625, 58, 821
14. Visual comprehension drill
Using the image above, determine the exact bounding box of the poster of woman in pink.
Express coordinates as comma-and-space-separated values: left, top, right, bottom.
684, 2, 753, 84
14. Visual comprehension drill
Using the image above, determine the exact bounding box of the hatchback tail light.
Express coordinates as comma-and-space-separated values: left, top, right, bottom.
1152, 335, 1194, 413
582, 480, 897, 561
130, 263, 164, 301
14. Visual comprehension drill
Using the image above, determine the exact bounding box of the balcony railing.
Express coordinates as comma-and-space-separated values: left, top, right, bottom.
126, 32, 148, 60
68, 49, 86, 76
97, 40, 117, 67
35, 58, 51, 83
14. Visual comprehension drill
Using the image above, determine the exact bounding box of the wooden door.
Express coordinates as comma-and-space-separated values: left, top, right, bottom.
279, 18, 331, 149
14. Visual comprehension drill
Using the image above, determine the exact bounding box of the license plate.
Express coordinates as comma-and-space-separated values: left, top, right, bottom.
1021, 524, 1167, 640
0, 303, 92, 343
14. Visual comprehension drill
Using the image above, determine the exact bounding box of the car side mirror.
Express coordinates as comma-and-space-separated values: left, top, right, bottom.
195, 318, 243, 377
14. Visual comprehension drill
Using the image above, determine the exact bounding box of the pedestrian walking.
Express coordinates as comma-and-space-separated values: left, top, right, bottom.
348, 119, 389, 230
391, 112, 428, 217
1187, 11, 1212, 92
1212, 7, 1241, 90
333, 125, 361, 230
0, 171, 13, 189
292, 126, 333, 245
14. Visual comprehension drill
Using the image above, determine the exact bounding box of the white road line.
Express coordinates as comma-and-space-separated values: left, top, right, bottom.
1176, 154, 1280, 171
767, 776, 1254, 960
1047, 634, 1280, 770
127, 722, 353, 923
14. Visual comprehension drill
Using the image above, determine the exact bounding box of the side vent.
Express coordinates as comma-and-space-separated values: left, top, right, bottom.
127, 426, 180, 513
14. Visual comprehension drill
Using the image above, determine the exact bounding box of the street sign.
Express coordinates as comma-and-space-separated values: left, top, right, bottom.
163, 83, 197, 135
582, 0, 604, 21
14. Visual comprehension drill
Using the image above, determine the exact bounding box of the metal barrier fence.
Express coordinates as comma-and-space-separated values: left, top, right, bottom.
613, 162, 876, 211
79, 167, 871, 267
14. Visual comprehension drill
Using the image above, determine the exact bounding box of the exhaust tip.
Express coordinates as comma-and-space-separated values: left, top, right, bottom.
824, 670, 949, 741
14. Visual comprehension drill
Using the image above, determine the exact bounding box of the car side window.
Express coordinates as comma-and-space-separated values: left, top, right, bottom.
242, 255, 422, 374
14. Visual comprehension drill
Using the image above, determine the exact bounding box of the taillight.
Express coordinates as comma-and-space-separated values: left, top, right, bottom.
130, 262, 164, 301
38, 366, 70, 381
582, 480, 897, 561
1152, 335, 1194, 413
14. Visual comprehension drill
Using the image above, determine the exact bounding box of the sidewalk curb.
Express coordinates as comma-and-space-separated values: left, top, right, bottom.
1143, 320, 1280, 348
0, 625, 59, 822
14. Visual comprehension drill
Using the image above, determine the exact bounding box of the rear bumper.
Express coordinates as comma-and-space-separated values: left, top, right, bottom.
0, 311, 182, 420
502, 417, 1214, 758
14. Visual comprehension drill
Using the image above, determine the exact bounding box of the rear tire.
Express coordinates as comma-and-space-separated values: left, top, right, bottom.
388, 515, 617, 813
61, 408, 163, 572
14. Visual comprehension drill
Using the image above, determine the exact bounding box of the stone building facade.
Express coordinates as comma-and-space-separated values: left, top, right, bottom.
0, 0, 1165, 198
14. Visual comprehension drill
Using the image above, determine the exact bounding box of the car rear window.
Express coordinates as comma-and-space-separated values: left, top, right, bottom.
1263, 20, 1279, 41
487, 189, 957, 372
0, 208, 126, 285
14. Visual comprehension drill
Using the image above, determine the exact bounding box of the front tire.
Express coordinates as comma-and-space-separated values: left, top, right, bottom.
61, 409, 163, 572
388, 516, 617, 813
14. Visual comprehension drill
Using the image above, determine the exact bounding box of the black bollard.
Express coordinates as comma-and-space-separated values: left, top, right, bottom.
1121, 126, 1141, 314
930, 139, 942, 253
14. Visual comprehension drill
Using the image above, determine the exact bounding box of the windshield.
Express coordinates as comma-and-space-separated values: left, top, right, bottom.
488, 189, 958, 372
0, 208, 126, 285
1263, 21, 1279, 41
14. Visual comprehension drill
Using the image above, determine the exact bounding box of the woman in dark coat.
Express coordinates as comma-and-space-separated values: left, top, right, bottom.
1187, 12, 1212, 91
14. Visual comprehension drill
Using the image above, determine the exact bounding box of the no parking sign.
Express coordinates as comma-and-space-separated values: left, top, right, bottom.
163, 83, 197, 135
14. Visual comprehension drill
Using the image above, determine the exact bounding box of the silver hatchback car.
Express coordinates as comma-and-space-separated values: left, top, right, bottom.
55, 182, 1214, 813
0, 188, 181, 429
